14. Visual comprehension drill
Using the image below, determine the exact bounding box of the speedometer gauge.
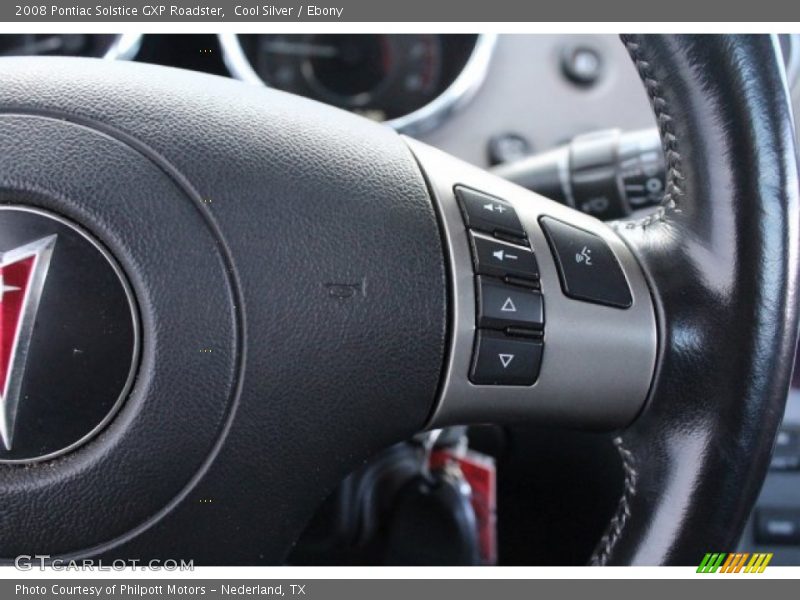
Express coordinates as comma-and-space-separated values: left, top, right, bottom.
252, 34, 443, 122
220, 34, 495, 135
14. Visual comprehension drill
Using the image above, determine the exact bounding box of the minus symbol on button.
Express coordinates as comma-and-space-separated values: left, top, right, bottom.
493, 250, 518, 261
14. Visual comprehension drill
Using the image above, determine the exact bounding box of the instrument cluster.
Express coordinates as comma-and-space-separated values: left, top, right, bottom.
0, 33, 494, 136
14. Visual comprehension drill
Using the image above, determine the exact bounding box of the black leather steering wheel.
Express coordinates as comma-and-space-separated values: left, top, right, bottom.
0, 34, 796, 565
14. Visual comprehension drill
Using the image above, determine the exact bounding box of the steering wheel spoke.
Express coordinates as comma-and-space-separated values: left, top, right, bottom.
409, 139, 657, 430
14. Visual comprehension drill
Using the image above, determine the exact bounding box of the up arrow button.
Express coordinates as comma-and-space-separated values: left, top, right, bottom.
476, 276, 544, 331
500, 297, 516, 312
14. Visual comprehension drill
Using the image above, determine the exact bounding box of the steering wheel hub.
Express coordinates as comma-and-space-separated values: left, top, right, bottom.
0, 206, 138, 463
0, 112, 240, 557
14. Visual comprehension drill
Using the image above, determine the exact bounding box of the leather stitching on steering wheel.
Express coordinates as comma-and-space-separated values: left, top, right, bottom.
592, 35, 684, 565
591, 36, 690, 563
616, 36, 685, 231
590, 437, 638, 565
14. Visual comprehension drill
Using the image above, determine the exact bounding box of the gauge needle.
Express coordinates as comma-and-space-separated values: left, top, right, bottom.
1, 36, 65, 56
261, 40, 339, 58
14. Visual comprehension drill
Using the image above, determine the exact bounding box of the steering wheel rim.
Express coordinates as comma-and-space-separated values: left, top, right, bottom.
590, 34, 800, 565
0, 34, 796, 565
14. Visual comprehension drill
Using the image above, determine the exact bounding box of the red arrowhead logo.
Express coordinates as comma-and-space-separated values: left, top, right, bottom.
0, 235, 56, 451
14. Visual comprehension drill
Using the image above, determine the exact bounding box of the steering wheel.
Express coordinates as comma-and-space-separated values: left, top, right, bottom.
0, 34, 796, 565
